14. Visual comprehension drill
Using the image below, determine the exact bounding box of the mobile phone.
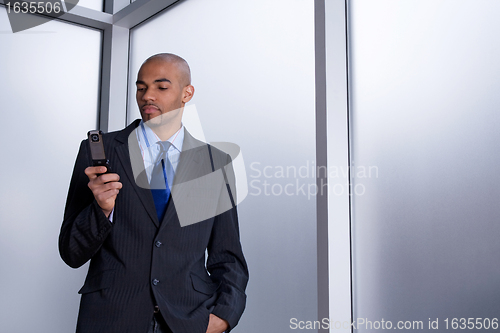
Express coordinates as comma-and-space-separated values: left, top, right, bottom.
87, 130, 111, 173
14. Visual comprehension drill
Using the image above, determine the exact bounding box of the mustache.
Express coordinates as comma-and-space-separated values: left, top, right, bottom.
141, 103, 160, 110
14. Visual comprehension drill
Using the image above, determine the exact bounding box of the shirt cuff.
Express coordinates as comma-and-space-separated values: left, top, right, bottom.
108, 208, 115, 223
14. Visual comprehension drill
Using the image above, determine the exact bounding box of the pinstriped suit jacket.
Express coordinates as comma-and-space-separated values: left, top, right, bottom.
59, 120, 248, 333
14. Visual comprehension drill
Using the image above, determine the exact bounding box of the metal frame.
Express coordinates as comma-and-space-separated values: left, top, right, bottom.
314, 1, 330, 331
317, 0, 353, 331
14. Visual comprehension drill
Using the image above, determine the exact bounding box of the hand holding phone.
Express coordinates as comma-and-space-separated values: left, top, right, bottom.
86, 130, 121, 217
87, 130, 111, 174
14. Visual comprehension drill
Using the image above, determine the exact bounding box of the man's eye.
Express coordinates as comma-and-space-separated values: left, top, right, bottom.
159, 87, 168, 90
137, 88, 145, 91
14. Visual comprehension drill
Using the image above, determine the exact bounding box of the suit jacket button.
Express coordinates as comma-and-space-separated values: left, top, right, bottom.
152, 279, 159, 286
155, 241, 162, 248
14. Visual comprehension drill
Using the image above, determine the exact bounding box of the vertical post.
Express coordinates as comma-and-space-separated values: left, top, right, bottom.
315, 0, 329, 331
325, 0, 352, 331
99, 24, 130, 132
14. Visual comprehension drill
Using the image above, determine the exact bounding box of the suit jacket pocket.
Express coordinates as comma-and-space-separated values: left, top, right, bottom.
190, 272, 221, 295
78, 269, 116, 294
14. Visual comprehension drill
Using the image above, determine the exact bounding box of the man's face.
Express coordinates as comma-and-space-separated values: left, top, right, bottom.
136, 59, 193, 126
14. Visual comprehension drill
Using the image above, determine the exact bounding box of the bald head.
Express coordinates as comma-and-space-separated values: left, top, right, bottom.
142, 53, 191, 87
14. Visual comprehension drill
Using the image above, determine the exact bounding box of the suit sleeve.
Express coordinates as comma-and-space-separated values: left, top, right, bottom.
58, 140, 114, 268
207, 153, 249, 331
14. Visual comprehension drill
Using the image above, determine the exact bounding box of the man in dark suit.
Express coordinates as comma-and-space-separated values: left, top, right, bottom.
59, 53, 248, 333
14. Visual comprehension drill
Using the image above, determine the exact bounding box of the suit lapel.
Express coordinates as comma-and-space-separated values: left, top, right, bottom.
160, 130, 211, 227
173, 131, 204, 187
115, 120, 160, 227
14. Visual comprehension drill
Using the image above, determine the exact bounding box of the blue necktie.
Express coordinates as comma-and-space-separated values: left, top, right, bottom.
150, 141, 172, 223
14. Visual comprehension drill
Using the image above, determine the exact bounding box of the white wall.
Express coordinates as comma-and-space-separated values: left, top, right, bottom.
128, 0, 318, 331
0, 9, 101, 332
348, 1, 500, 331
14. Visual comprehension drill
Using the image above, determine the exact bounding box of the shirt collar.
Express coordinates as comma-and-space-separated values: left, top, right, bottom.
138, 120, 184, 153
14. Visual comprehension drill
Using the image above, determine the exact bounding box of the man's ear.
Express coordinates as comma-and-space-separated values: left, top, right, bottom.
182, 85, 195, 103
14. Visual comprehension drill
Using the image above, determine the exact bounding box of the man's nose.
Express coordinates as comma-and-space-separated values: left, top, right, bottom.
142, 89, 155, 101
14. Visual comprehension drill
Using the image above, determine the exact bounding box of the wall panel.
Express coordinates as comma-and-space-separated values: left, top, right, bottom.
129, 0, 317, 331
348, 1, 500, 331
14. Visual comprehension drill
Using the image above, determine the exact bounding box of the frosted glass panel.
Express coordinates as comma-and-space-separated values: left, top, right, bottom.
77, 0, 103, 12
129, 0, 317, 331
0, 9, 101, 333
349, 1, 500, 331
